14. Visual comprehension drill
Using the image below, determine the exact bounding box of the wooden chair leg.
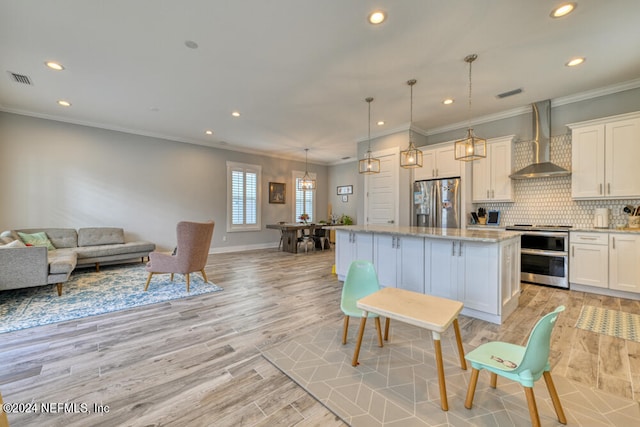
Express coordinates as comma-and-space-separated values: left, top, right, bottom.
465, 368, 480, 409
170, 273, 174, 282
453, 318, 467, 370
352, 316, 367, 366
490, 372, 498, 388
342, 315, 349, 345
524, 386, 541, 427
201, 269, 209, 283
56, 283, 63, 296
186, 273, 190, 292
543, 371, 567, 424
95, 262, 100, 272
374, 317, 383, 347
144, 272, 154, 291
384, 317, 390, 341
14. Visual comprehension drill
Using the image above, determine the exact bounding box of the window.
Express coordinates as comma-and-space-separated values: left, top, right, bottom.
293, 170, 315, 222
227, 162, 261, 231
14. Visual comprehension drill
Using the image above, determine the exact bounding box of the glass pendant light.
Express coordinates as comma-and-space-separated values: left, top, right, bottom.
297, 148, 316, 191
400, 79, 423, 168
454, 54, 487, 161
358, 97, 381, 174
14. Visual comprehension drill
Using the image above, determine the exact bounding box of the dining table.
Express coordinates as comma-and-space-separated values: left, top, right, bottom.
266, 223, 325, 253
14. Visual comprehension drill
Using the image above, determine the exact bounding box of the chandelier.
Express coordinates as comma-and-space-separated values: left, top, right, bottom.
358, 97, 381, 174
454, 54, 487, 161
297, 148, 316, 191
400, 79, 423, 168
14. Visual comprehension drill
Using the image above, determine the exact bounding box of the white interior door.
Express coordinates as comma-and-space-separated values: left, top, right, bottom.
365, 149, 399, 225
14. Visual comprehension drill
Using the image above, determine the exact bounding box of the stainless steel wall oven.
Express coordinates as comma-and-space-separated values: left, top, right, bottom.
506, 225, 570, 288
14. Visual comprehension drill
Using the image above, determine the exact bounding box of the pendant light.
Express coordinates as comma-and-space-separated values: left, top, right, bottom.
358, 97, 381, 174
297, 148, 316, 191
400, 79, 423, 168
454, 54, 487, 161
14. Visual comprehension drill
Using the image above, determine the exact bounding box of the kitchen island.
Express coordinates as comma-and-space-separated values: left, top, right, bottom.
332, 225, 522, 324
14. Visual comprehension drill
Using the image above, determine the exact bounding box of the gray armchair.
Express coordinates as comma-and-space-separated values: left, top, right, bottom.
144, 220, 214, 292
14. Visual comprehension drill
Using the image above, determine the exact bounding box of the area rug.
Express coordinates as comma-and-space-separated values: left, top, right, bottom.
263, 322, 640, 426
0, 264, 223, 334
575, 305, 640, 342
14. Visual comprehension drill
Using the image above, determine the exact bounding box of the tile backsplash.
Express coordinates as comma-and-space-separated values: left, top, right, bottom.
476, 133, 640, 228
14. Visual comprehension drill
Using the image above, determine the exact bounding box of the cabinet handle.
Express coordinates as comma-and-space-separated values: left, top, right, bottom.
458, 242, 463, 257
396, 237, 400, 249
608, 183, 611, 194
432, 169, 435, 177
579, 236, 598, 240
572, 246, 574, 257
451, 241, 456, 256
492, 190, 495, 198
487, 190, 490, 198
612, 237, 615, 249
436, 168, 439, 176
599, 183, 602, 195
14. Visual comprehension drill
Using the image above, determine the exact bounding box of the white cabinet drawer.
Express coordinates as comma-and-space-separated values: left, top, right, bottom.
570, 232, 608, 245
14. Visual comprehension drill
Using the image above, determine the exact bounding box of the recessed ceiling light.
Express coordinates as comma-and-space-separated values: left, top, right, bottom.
443, 98, 454, 105
231, 111, 240, 117
550, 2, 577, 18
57, 100, 71, 107
566, 57, 585, 67
205, 130, 213, 135
368, 10, 386, 25
377, 121, 385, 126
45, 61, 64, 71
184, 40, 199, 49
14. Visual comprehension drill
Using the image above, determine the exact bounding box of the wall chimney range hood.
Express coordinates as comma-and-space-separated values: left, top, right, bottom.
509, 100, 571, 180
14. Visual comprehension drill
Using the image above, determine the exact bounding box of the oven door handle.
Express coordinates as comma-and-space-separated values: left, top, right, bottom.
521, 248, 568, 257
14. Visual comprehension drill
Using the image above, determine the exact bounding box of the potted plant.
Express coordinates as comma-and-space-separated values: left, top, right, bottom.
477, 208, 487, 225
340, 215, 353, 225
299, 213, 309, 224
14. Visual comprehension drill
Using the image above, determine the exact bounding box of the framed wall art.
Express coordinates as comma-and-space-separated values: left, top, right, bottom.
337, 185, 353, 195
268, 182, 285, 204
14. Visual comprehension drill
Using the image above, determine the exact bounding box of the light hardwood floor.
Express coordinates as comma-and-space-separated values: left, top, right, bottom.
1, 248, 639, 426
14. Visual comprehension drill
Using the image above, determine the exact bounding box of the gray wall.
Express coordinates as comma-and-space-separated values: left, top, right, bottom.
0, 112, 328, 252
327, 161, 358, 223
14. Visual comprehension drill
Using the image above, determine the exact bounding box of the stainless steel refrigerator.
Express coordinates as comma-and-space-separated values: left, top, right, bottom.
413, 178, 461, 228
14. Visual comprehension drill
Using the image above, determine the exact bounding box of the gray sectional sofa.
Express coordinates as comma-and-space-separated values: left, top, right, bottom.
0, 227, 155, 296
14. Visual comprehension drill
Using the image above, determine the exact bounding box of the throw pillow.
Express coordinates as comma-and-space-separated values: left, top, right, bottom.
0, 239, 26, 248
17, 231, 56, 251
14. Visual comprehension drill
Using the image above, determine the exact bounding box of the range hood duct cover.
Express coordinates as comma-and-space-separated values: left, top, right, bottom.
509, 100, 571, 179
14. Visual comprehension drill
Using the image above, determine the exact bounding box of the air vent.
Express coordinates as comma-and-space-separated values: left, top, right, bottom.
496, 88, 522, 99
8, 72, 33, 85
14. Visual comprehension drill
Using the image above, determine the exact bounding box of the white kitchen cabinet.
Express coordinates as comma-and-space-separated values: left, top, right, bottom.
426, 238, 520, 320
569, 113, 640, 199
374, 234, 425, 293
570, 232, 609, 288
428, 239, 460, 300
472, 135, 514, 202
335, 230, 373, 281
609, 233, 640, 293
414, 143, 460, 181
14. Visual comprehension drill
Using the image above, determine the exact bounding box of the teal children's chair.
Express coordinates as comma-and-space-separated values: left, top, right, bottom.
340, 260, 384, 348
464, 306, 567, 427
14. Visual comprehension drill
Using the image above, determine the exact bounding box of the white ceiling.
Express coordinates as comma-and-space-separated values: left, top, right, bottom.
1, 0, 639, 165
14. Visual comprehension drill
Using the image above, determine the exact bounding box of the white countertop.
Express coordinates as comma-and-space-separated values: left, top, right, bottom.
571, 227, 640, 234
328, 224, 521, 243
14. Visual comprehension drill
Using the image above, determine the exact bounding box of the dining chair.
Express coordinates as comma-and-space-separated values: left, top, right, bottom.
340, 260, 384, 347
297, 224, 315, 253
464, 306, 567, 427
